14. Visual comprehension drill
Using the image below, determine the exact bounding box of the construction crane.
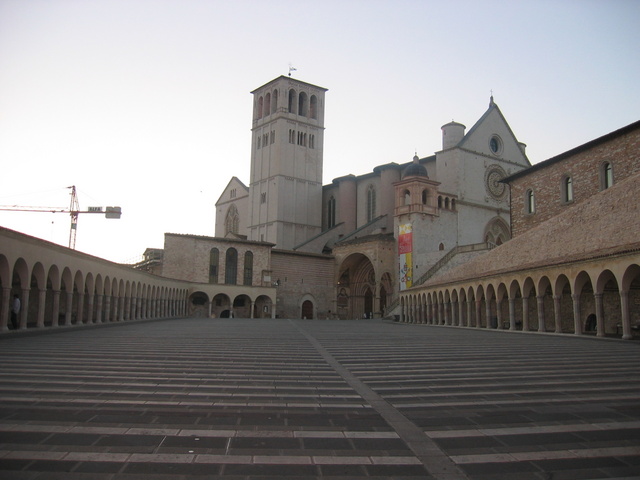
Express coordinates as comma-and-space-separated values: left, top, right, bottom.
0, 186, 121, 249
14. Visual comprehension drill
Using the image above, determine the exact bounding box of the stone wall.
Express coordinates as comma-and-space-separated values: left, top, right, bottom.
270, 250, 335, 319
509, 122, 640, 237
162, 233, 272, 287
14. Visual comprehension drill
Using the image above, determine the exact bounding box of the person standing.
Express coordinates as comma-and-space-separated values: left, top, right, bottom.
11, 294, 20, 330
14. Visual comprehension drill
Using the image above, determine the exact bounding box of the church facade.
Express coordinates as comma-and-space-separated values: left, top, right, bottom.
205, 75, 531, 319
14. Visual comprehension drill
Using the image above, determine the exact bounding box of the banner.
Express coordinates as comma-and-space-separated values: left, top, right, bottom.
398, 224, 413, 290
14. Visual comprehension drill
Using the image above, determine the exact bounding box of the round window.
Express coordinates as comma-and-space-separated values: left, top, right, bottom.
489, 135, 502, 155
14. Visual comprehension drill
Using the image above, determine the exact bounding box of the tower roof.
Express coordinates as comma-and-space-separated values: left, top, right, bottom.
402, 154, 429, 179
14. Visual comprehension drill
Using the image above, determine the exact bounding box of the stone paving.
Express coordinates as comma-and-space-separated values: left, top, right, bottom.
0, 318, 639, 479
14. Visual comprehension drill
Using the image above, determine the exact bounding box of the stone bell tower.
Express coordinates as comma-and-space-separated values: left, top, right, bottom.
247, 75, 328, 249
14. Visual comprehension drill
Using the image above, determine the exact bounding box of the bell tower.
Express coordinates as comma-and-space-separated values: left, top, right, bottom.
247, 76, 327, 249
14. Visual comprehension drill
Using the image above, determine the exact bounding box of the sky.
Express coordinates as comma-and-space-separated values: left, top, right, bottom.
1, 0, 639, 264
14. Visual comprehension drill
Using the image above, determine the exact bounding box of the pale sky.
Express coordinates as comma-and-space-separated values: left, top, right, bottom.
1, 0, 638, 263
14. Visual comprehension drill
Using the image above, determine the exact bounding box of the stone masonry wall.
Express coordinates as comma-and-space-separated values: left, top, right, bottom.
271, 250, 335, 319
510, 125, 640, 237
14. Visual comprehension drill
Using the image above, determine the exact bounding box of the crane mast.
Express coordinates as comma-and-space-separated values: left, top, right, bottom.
68, 186, 80, 249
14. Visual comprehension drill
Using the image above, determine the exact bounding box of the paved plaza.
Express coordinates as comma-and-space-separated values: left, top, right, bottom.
0, 318, 639, 480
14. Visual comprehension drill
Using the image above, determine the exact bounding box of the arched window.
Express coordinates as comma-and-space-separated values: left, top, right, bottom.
327, 196, 336, 228
243, 251, 253, 286
271, 89, 278, 114
225, 204, 239, 235
451, 198, 456, 210
298, 92, 308, 117
225, 248, 238, 285
601, 162, 613, 190
257, 96, 263, 118
209, 248, 219, 284
403, 189, 411, 206
264, 93, 271, 116
288, 89, 296, 114
562, 176, 573, 203
366, 185, 376, 222
310, 95, 318, 119
445, 197, 450, 209
526, 189, 535, 214
421, 189, 428, 205
438, 196, 443, 209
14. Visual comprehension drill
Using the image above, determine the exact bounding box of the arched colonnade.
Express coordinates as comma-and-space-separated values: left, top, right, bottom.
0, 228, 188, 332
400, 256, 640, 340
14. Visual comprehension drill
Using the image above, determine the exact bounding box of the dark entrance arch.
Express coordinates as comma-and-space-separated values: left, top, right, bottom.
364, 287, 373, 318
301, 300, 313, 319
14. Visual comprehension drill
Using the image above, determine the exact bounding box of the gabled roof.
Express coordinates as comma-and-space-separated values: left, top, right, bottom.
215, 176, 249, 206
453, 99, 529, 167
421, 171, 640, 288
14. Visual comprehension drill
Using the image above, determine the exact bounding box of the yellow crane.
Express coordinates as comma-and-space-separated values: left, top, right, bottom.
0, 186, 121, 249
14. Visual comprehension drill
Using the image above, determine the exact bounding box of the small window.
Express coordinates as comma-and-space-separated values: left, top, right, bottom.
327, 196, 336, 228
209, 248, 219, 284
264, 93, 271, 116
421, 189, 428, 205
526, 189, 535, 214
271, 89, 278, 114
298, 92, 308, 117
257, 96, 263, 119
366, 185, 376, 222
260, 192, 267, 204
562, 176, 573, 203
601, 162, 613, 190
489, 135, 503, 155
243, 251, 253, 286
225, 248, 238, 285
310, 95, 318, 119
288, 89, 296, 114
403, 189, 411, 206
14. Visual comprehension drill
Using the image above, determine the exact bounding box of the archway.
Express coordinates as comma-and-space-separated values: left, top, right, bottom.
301, 300, 314, 319
336, 253, 376, 320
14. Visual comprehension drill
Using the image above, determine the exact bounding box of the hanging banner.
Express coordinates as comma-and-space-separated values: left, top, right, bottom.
398, 223, 413, 291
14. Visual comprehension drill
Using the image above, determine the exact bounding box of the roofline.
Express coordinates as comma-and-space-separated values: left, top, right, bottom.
503, 119, 640, 183
251, 75, 328, 94
165, 232, 275, 247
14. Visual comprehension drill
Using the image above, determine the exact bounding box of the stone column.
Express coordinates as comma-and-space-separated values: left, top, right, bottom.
51, 290, 61, 327
1, 287, 11, 331
508, 297, 516, 330
553, 295, 562, 333
37, 289, 47, 328
475, 300, 482, 328
496, 298, 503, 330
118, 296, 125, 322
19, 288, 30, 329
76, 292, 85, 325
95, 295, 103, 323
536, 295, 546, 332
251, 301, 256, 319
619, 291, 631, 340
467, 300, 473, 328
522, 297, 529, 331
458, 300, 465, 327
485, 300, 492, 329
64, 291, 73, 326
444, 302, 450, 326
571, 294, 582, 335
595, 293, 605, 337
104, 296, 112, 322
86, 293, 94, 324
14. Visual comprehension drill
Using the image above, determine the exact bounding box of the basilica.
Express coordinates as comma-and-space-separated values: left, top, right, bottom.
161, 75, 532, 319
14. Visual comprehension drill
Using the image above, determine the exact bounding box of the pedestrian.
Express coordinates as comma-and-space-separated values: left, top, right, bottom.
11, 294, 20, 330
